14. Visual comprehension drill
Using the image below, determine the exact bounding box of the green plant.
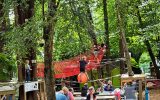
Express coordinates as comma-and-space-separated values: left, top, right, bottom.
0, 53, 16, 81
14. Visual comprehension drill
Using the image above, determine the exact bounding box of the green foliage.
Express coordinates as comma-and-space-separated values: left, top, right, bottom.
131, 57, 139, 68
5, 13, 43, 59
0, 0, 159, 72
111, 68, 120, 87
139, 52, 151, 73
0, 53, 16, 81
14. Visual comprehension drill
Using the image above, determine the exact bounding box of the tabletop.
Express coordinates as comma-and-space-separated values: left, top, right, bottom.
74, 95, 116, 100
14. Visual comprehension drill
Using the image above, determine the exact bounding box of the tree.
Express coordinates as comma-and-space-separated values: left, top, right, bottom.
15, 0, 26, 99
0, 53, 16, 81
134, 0, 160, 78
103, 0, 110, 58
0, 0, 6, 52
116, 0, 133, 76
85, 1, 97, 45
43, 0, 59, 99
25, 0, 38, 99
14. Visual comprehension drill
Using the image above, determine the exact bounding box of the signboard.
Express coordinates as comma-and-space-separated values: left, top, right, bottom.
24, 81, 38, 92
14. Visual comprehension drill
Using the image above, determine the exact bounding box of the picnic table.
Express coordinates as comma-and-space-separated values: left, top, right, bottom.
98, 91, 114, 96
74, 95, 116, 100
73, 92, 81, 96
73, 91, 114, 96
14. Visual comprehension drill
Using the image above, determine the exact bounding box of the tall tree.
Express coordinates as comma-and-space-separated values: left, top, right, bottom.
16, 0, 26, 100
25, 0, 38, 99
0, 0, 6, 52
43, 0, 59, 99
145, 40, 160, 78
85, 1, 97, 45
103, 0, 110, 58
135, 4, 160, 79
116, 0, 133, 76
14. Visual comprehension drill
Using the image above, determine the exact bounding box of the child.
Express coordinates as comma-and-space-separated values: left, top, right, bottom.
25, 60, 32, 82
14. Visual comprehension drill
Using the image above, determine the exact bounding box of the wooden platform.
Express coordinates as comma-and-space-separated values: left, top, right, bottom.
0, 80, 46, 100
121, 74, 146, 100
0, 86, 16, 100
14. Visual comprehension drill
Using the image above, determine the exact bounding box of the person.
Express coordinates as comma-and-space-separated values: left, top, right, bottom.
79, 56, 88, 73
81, 83, 88, 97
96, 80, 104, 93
61, 80, 66, 88
69, 87, 74, 95
79, 56, 90, 80
124, 83, 137, 100
62, 86, 74, 100
100, 43, 106, 52
56, 90, 67, 100
104, 80, 114, 91
25, 60, 32, 82
86, 86, 96, 100
93, 44, 100, 63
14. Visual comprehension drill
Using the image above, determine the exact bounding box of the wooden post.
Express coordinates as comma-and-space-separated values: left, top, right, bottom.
139, 80, 142, 100
12, 94, 15, 100
24, 85, 26, 100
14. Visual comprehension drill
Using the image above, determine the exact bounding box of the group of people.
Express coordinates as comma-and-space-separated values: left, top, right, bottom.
56, 79, 114, 100
56, 86, 74, 100
81, 80, 114, 100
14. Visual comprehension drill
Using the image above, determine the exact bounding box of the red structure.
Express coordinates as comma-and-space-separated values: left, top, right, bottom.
37, 48, 105, 78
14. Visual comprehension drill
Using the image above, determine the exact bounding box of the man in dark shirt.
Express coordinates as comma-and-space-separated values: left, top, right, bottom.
79, 56, 88, 72
81, 83, 88, 97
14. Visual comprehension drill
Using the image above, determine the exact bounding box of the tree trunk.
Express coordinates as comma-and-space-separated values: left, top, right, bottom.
15, 0, 27, 100
136, 5, 160, 79
145, 40, 160, 79
25, 0, 38, 99
43, 0, 59, 99
103, 0, 110, 58
119, 38, 125, 74
85, 1, 97, 45
116, 0, 133, 76
0, 0, 6, 52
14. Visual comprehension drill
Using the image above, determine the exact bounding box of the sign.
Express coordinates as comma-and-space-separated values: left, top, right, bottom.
24, 81, 38, 92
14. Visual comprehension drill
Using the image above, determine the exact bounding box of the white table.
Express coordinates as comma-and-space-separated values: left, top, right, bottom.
74, 95, 116, 100
74, 96, 86, 100
73, 92, 81, 96
98, 91, 114, 96
97, 95, 116, 100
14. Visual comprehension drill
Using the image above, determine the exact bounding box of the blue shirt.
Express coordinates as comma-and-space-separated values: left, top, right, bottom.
56, 92, 67, 100
104, 84, 114, 91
